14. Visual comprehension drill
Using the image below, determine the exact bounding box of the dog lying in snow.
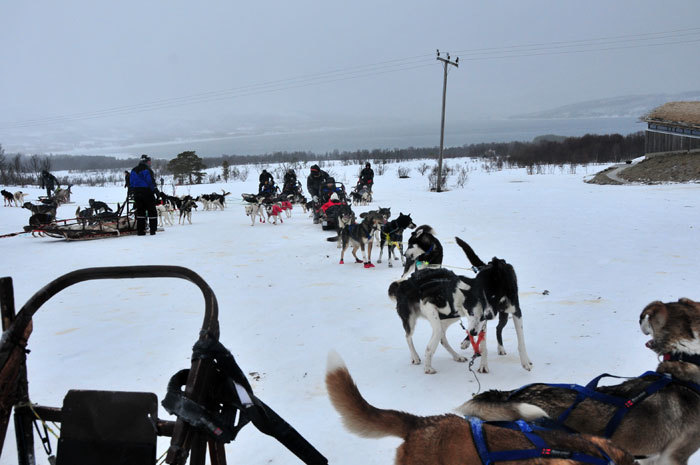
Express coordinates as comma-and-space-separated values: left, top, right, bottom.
326, 352, 635, 465
459, 297, 700, 464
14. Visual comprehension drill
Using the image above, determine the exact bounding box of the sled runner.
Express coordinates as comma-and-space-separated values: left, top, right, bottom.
28, 196, 138, 241
0, 266, 327, 465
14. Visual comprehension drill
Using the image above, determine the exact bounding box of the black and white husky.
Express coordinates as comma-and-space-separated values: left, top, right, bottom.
244, 198, 266, 226
377, 213, 416, 268
388, 237, 532, 374
401, 225, 443, 277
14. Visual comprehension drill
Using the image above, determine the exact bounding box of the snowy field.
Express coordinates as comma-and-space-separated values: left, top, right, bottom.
1, 158, 699, 464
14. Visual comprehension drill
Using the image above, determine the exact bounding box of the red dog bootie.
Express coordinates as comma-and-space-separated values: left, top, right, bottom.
339, 259, 344, 264
364, 262, 375, 269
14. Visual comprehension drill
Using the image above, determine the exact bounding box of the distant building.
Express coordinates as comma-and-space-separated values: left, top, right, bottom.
642, 101, 700, 154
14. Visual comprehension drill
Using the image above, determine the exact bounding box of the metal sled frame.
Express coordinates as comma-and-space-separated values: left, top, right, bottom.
30, 193, 137, 241
0, 266, 226, 465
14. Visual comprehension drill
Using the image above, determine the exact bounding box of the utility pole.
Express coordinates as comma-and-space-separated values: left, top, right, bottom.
436, 49, 458, 192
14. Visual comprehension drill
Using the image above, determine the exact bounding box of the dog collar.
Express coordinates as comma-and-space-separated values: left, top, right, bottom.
663, 352, 700, 367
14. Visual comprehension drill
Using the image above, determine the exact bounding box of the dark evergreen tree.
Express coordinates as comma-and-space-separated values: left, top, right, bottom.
168, 151, 206, 184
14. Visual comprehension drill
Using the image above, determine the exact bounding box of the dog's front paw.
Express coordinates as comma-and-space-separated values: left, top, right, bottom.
377, 259, 382, 263
521, 361, 533, 371
388, 262, 393, 268
498, 345, 507, 356
424, 367, 437, 374
454, 355, 467, 363
411, 357, 421, 365
460, 338, 469, 350
477, 366, 490, 374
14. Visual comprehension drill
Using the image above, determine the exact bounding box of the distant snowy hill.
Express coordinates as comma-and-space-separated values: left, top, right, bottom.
512, 91, 700, 120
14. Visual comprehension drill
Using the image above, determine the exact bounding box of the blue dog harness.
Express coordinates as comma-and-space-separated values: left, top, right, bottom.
507, 371, 700, 438
346, 224, 372, 240
467, 417, 616, 465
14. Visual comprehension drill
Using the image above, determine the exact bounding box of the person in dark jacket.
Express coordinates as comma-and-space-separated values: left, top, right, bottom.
259, 180, 277, 199
124, 171, 130, 188
307, 165, 329, 224
358, 162, 374, 191
40, 170, 59, 198
319, 177, 345, 204
320, 192, 343, 214
129, 154, 159, 236
282, 169, 298, 195
306, 165, 329, 202
258, 170, 274, 193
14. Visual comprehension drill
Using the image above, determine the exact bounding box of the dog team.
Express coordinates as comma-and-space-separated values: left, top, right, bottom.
230, 166, 699, 464
6, 183, 231, 230
7, 163, 698, 464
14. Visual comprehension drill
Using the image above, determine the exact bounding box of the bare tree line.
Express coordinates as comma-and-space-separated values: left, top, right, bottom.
0, 132, 645, 187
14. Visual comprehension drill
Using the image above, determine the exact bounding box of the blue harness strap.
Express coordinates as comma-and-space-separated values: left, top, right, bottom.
507, 371, 677, 438
468, 417, 615, 465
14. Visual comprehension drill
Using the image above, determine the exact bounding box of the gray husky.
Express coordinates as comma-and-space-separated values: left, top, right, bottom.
337, 213, 385, 268
459, 298, 700, 465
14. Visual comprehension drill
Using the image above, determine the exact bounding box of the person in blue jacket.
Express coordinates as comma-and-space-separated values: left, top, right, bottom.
129, 154, 159, 235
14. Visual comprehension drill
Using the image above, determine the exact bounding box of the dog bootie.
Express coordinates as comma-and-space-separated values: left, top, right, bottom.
364, 262, 375, 269
355, 258, 363, 264
339, 259, 344, 264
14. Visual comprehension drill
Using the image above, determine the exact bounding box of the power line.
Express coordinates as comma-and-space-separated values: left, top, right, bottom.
453, 26, 700, 55
2, 27, 698, 130
457, 37, 700, 62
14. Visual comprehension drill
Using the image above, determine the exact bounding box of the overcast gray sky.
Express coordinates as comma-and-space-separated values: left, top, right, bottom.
1, 0, 699, 156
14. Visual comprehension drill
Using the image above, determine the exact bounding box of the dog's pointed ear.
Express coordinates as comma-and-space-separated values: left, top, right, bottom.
640, 301, 667, 331
455, 237, 487, 268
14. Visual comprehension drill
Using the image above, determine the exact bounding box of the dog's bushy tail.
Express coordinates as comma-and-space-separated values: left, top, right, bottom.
455, 390, 548, 422
455, 237, 487, 268
326, 351, 417, 439
387, 280, 400, 300
326, 236, 339, 242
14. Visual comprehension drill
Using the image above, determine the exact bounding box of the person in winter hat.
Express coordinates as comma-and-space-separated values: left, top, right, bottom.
129, 154, 159, 235
320, 192, 343, 214
306, 164, 329, 201
258, 169, 274, 193
40, 170, 60, 198
358, 162, 374, 191
282, 169, 298, 195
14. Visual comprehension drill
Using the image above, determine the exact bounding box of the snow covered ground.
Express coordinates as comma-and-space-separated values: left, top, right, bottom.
1, 158, 699, 464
